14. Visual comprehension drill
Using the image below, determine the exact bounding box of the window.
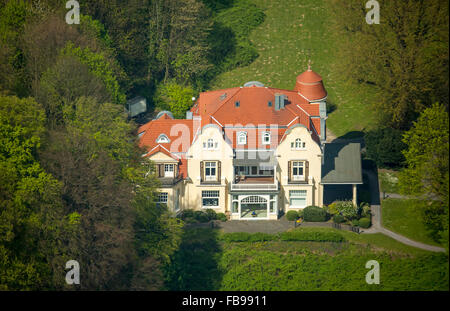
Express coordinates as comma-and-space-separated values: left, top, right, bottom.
269, 194, 277, 214
232, 195, 239, 213
203, 138, 218, 150
235, 101, 240, 107
289, 190, 307, 208
237, 132, 247, 145
202, 191, 219, 208
204, 161, 217, 181
174, 190, 180, 211
138, 131, 145, 138
291, 138, 306, 150
156, 134, 170, 143
164, 164, 174, 177
262, 132, 271, 145
157, 192, 168, 204
292, 161, 304, 181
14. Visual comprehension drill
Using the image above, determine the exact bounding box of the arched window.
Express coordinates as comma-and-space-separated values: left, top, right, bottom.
156, 134, 170, 143
291, 138, 305, 150
238, 132, 247, 145
262, 132, 271, 145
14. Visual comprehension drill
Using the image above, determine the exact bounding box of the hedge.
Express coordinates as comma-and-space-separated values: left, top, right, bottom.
280, 230, 346, 242
333, 215, 346, 224
219, 232, 276, 243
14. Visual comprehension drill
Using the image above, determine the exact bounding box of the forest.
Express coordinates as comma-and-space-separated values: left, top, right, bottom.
0, 0, 448, 290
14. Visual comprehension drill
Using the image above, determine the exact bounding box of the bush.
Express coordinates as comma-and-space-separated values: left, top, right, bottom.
183, 217, 197, 224
179, 209, 195, 220
216, 213, 227, 222
351, 219, 359, 227
286, 210, 299, 221
194, 211, 209, 223
333, 215, 346, 224
334, 200, 358, 220
219, 232, 277, 243
203, 208, 217, 221
303, 206, 328, 222
358, 217, 371, 228
297, 209, 304, 218
280, 230, 346, 242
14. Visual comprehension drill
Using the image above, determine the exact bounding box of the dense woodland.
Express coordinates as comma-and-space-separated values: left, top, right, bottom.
0, 0, 448, 290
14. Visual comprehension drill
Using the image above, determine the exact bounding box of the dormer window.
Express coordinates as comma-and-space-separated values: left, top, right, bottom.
262, 132, 271, 145
156, 134, 170, 143
291, 138, 306, 150
138, 131, 145, 138
237, 132, 247, 145
203, 138, 218, 150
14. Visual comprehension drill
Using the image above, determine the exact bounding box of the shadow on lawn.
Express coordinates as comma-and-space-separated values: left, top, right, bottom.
163, 227, 223, 290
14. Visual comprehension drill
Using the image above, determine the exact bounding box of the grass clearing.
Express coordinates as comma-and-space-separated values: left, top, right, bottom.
210, 0, 378, 137
382, 198, 442, 247
164, 227, 448, 290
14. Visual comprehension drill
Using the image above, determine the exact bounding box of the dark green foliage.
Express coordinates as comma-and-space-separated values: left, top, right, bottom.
179, 209, 195, 219
364, 128, 407, 168
216, 213, 227, 222
194, 211, 210, 223
219, 232, 276, 243
280, 230, 346, 243
303, 206, 328, 222
204, 208, 218, 220
286, 210, 299, 221
333, 215, 346, 224
163, 228, 223, 290
358, 218, 371, 229
420, 203, 446, 243
351, 219, 359, 227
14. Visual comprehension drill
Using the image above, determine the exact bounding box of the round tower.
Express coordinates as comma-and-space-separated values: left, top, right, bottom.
294, 63, 327, 101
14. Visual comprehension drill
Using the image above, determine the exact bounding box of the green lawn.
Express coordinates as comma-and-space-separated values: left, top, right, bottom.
164, 227, 448, 290
382, 198, 442, 247
210, 0, 378, 137
378, 169, 400, 194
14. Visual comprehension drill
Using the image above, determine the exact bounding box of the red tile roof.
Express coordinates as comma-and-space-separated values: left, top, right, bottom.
138, 68, 326, 179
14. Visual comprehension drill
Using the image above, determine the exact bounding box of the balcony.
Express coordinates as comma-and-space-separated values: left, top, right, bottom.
230, 176, 279, 191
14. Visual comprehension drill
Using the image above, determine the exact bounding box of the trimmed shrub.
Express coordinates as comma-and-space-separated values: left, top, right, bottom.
286, 210, 299, 221
358, 217, 371, 228
219, 232, 276, 242
219, 232, 251, 242
303, 206, 328, 222
204, 208, 217, 220
216, 213, 227, 222
280, 230, 346, 242
351, 219, 359, 227
333, 215, 346, 224
183, 217, 197, 224
194, 211, 209, 223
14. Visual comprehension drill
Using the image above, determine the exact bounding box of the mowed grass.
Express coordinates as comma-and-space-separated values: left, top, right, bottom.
378, 169, 400, 194
382, 198, 442, 247
164, 228, 448, 291
210, 0, 378, 137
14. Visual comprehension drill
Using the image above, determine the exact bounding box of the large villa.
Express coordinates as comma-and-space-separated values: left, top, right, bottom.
137, 66, 363, 220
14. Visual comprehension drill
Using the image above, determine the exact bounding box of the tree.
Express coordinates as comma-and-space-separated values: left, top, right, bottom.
35, 55, 112, 127
331, 0, 449, 129
153, 81, 196, 119
364, 127, 407, 168
39, 97, 181, 289
0, 95, 66, 290
399, 103, 449, 249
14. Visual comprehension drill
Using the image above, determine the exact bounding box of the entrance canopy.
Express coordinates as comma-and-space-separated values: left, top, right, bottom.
321, 143, 363, 185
